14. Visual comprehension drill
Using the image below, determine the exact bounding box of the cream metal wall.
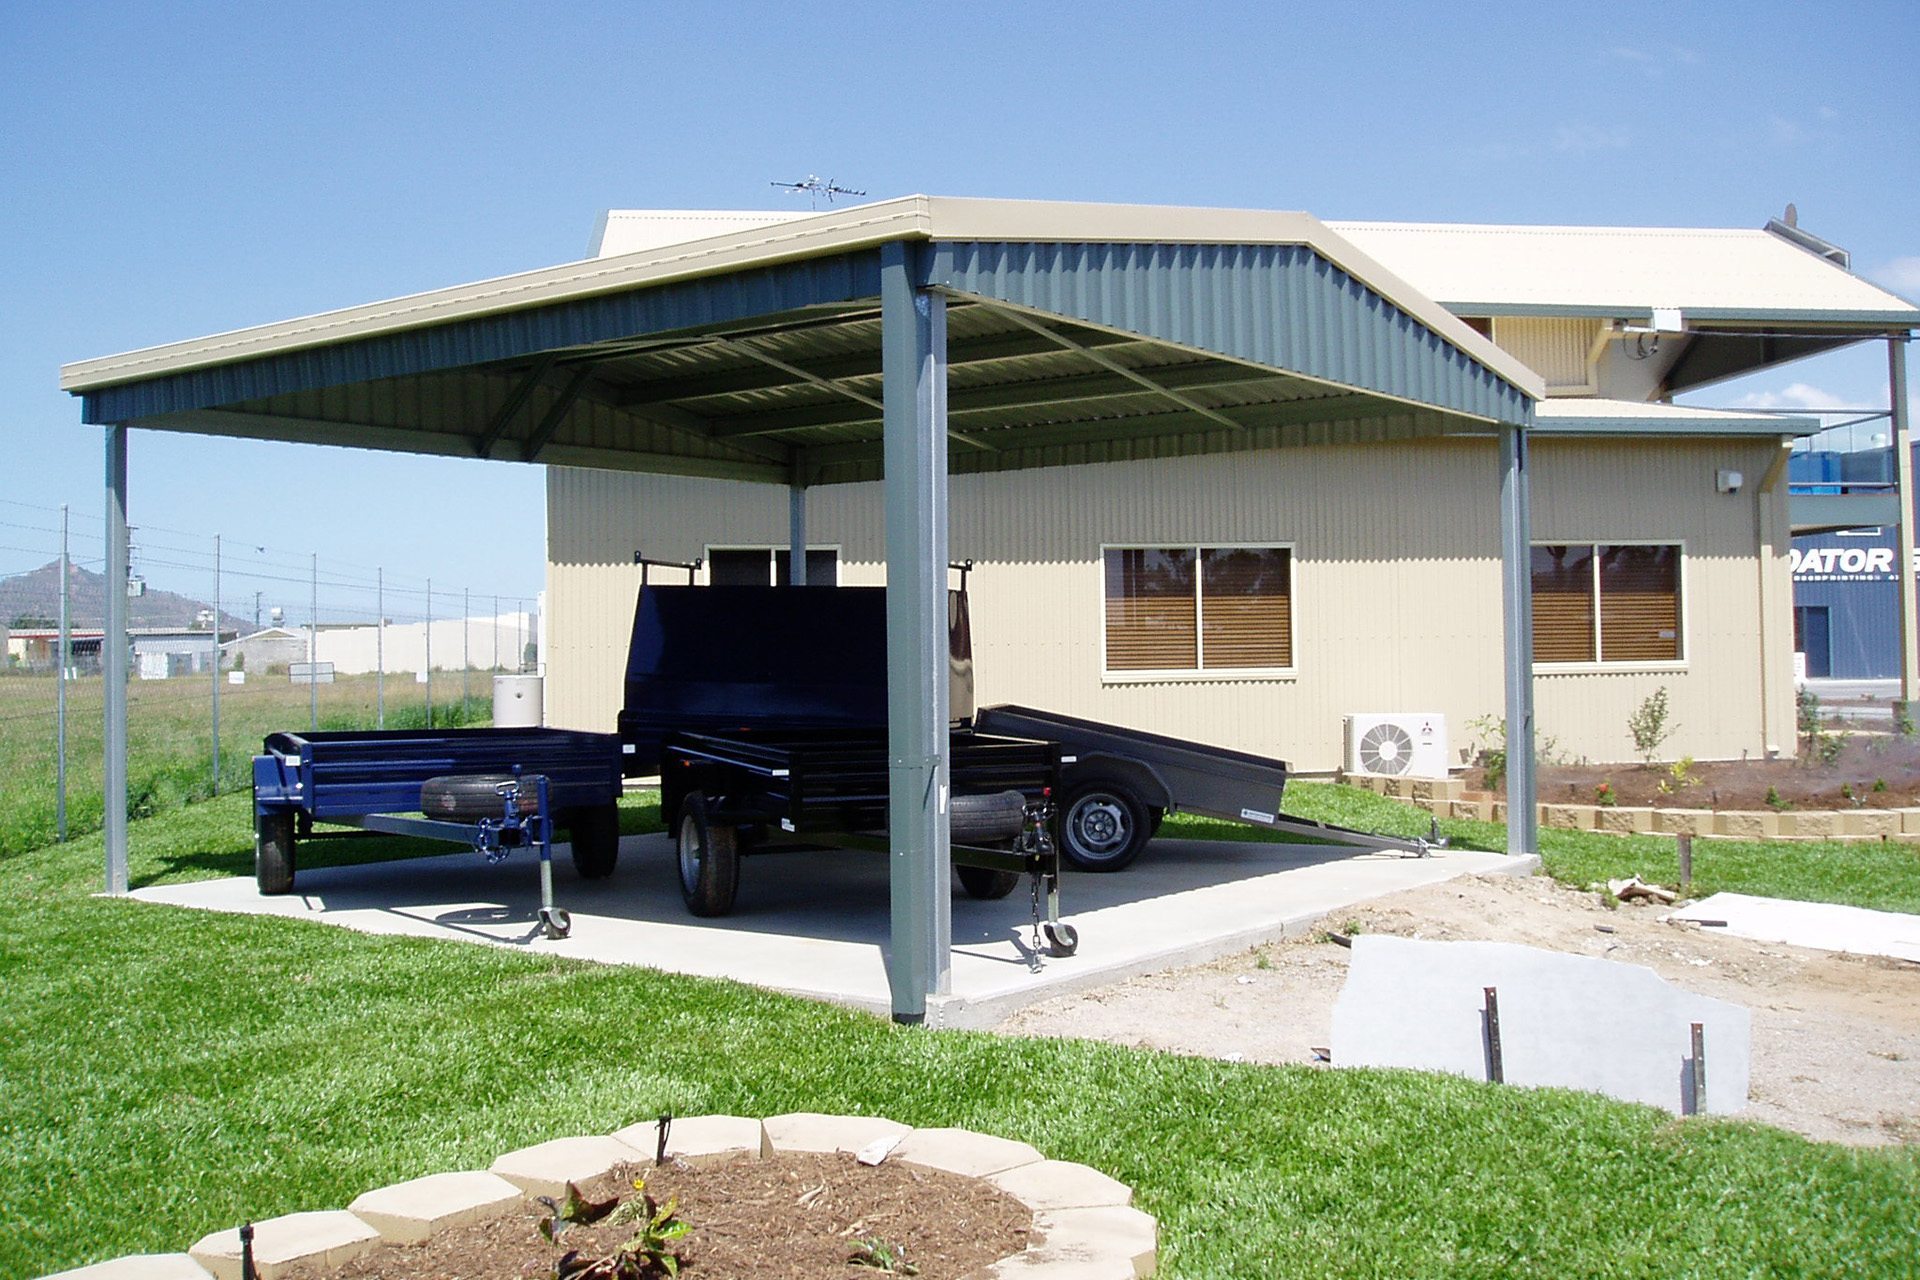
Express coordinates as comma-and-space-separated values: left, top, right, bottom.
546, 436, 1793, 772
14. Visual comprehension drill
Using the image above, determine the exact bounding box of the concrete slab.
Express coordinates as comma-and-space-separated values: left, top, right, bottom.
42, 1255, 213, 1280
189, 1212, 381, 1280
1668, 893, 1920, 963
611, 1113, 764, 1164
1332, 936, 1750, 1115
128, 834, 1529, 1027
348, 1170, 524, 1243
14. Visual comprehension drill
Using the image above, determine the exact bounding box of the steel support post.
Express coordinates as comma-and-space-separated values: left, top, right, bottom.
788, 481, 808, 587
1890, 336, 1917, 707
880, 241, 951, 1023
103, 427, 129, 894
1499, 421, 1538, 857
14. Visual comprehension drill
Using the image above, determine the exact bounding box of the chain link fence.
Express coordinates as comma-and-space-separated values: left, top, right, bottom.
0, 497, 539, 856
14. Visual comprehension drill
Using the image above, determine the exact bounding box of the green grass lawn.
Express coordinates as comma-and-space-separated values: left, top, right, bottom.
0, 672, 490, 859
3, 788, 1918, 1277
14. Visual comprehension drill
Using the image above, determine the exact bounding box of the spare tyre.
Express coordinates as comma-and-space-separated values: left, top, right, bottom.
949, 789, 1027, 846
420, 773, 545, 822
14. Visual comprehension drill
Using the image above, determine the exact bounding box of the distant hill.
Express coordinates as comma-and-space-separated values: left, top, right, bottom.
0, 561, 251, 633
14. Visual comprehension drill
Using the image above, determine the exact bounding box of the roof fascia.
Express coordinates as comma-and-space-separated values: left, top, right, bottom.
1438, 301, 1918, 329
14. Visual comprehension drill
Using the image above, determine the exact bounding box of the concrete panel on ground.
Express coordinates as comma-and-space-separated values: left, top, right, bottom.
1331, 936, 1750, 1115
129, 835, 1528, 1028
1667, 892, 1920, 963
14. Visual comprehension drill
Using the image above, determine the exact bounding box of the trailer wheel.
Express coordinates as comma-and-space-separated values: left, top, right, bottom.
421, 773, 543, 821
1058, 781, 1151, 872
949, 789, 1028, 845
956, 866, 1021, 900
565, 803, 621, 879
676, 793, 739, 917
256, 810, 297, 895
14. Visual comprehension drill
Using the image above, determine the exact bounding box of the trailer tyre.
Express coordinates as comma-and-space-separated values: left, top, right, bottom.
421, 773, 543, 821
256, 810, 296, 895
949, 789, 1028, 845
956, 865, 1021, 900
676, 793, 739, 917
1058, 781, 1152, 872
566, 803, 621, 879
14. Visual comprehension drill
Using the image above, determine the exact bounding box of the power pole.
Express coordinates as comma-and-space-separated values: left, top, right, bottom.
309, 552, 318, 731
211, 533, 221, 795
56, 504, 69, 842
425, 577, 433, 728
376, 566, 385, 729
462, 585, 470, 715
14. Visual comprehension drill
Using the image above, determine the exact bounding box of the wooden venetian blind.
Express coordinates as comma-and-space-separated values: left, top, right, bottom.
1531, 545, 1595, 663
1104, 548, 1197, 670
1201, 547, 1292, 668
1599, 545, 1680, 661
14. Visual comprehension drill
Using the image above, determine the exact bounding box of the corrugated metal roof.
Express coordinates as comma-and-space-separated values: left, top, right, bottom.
63, 196, 1548, 488
1533, 397, 1817, 437
1328, 221, 1920, 324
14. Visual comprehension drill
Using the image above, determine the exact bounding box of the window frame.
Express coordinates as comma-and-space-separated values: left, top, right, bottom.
702, 544, 841, 587
1530, 538, 1688, 673
1099, 541, 1298, 683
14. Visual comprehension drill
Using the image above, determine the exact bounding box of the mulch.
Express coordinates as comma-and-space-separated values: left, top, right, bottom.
1470, 732, 1920, 812
291, 1151, 1031, 1279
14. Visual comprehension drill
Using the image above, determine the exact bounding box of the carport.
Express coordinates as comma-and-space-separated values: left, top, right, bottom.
62, 196, 1542, 1022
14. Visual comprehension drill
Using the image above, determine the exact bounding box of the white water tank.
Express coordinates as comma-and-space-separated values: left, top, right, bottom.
493, 674, 544, 727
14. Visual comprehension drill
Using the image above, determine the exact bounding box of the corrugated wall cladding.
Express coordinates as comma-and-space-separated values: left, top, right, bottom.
1493, 317, 1603, 392
547, 436, 1791, 770
934, 242, 1534, 426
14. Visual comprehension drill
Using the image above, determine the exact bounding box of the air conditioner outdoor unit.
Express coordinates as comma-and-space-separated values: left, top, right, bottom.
1344, 713, 1450, 778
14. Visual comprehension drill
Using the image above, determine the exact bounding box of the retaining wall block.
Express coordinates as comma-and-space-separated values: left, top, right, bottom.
612, 1114, 765, 1165
1542, 804, 1597, 831
1379, 777, 1403, 798
987, 1160, 1133, 1213
1779, 811, 1838, 840
43, 1256, 213, 1280
1714, 810, 1780, 840
1594, 807, 1655, 834
761, 1112, 911, 1156
1842, 809, 1898, 838
347, 1171, 524, 1244
489, 1135, 646, 1198
1030, 1205, 1160, 1278
189, 1212, 381, 1280
1653, 810, 1713, 836
892, 1127, 1043, 1179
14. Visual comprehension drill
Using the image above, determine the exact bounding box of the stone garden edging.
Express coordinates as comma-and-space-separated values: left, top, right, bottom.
1344, 772, 1920, 842
43, 1113, 1156, 1280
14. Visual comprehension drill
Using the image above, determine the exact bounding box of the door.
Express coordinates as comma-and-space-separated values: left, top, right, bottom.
1795, 605, 1832, 678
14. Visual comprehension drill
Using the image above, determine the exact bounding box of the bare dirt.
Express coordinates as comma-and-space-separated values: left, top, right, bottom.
292, 1152, 1030, 1280
997, 871, 1920, 1147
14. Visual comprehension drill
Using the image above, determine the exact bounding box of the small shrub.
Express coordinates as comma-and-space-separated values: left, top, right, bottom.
1595, 781, 1617, 807
1899, 702, 1917, 738
1817, 730, 1848, 767
1627, 687, 1677, 764
1873, 777, 1889, 793
1765, 785, 1791, 811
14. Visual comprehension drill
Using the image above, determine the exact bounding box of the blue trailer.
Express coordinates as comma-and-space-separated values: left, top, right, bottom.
251, 726, 624, 936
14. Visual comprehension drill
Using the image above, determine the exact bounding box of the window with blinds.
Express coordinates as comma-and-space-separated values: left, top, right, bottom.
1104, 546, 1292, 673
1532, 543, 1681, 665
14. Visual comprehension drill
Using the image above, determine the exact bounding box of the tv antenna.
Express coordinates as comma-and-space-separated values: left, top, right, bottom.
770, 174, 866, 210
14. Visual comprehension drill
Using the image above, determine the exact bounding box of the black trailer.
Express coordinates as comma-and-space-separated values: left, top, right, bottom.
622, 580, 1076, 952
972, 705, 1441, 871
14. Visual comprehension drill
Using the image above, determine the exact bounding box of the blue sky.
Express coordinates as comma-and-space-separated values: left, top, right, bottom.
3, 1, 1914, 617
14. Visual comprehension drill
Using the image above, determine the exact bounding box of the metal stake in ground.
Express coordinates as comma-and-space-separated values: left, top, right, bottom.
1483, 986, 1505, 1083
56, 503, 70, 842
1688, 1021, 1706, 1115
